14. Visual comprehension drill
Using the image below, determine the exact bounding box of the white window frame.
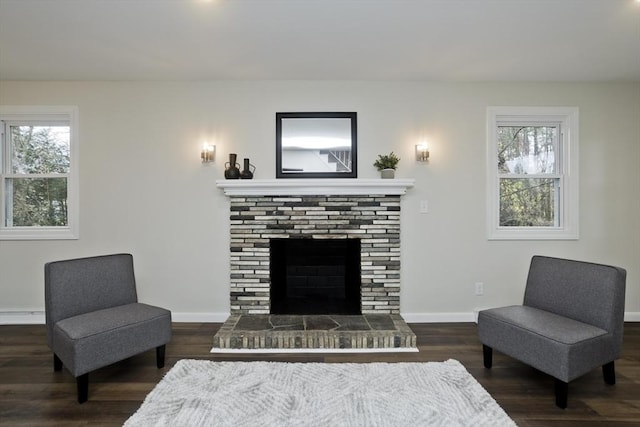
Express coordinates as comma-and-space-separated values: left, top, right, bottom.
0, 105, 79, 240
486, 106, 579, 240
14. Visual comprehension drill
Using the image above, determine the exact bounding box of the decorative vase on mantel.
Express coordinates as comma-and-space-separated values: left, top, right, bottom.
380, 168, 395, 179
240, 158, 256, 179
224, 153, 241, 179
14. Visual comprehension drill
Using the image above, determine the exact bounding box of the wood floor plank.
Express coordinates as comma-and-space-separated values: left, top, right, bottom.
1, 322, 638, 425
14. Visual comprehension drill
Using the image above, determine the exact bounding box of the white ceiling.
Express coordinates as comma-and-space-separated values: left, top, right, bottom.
1, 0, 639, 82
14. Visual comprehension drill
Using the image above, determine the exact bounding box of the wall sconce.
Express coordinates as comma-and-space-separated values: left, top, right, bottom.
201, 144, 215, 163
415, 143, 429, 162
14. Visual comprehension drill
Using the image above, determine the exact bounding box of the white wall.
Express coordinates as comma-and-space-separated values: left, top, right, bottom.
1, 80, 638, 322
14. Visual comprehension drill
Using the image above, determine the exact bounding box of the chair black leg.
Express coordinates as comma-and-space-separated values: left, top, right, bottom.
482, 345, 493, 369
77, 373, 89, 404
603, 361, 616, 385
156, 344, 166, 369
53, 354, 63, 372
555, 379, 568, 409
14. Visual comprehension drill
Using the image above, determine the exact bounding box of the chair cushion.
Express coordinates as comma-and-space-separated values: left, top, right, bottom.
52, 303, 171, 377
478, 305, 618, 381
480, 305, 607, 345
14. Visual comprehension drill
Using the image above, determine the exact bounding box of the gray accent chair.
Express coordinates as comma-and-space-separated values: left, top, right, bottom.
478, 255, 626, 408
44, 253, 172, 403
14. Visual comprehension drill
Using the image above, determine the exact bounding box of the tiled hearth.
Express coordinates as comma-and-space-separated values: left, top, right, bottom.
213, 314, 416, 351
213, 179, 416, 352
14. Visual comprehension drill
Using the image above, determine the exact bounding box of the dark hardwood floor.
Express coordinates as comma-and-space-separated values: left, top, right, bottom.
1, 322, 639, 426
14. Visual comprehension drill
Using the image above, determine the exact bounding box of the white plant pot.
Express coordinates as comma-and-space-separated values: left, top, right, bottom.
380, 169, 395, 179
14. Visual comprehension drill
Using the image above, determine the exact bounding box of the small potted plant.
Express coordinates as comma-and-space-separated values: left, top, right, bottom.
373, 152, 400, 179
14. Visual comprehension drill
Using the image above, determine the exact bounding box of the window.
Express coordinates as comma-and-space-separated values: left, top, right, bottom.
0, 106, 79, 240
487, 107, 578, 240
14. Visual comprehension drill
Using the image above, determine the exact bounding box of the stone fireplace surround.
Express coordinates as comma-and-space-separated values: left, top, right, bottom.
218, 179, 414, 314
214, 179, 416, 351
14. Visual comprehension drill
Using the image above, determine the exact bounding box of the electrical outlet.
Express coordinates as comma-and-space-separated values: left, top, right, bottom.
419, 200, 429, 213
475, 282, 484, 296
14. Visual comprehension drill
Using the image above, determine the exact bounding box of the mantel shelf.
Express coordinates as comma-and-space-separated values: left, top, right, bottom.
216, 178, 415, 196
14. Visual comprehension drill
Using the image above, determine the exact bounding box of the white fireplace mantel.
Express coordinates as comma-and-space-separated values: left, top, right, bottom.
216, 178, 415, 196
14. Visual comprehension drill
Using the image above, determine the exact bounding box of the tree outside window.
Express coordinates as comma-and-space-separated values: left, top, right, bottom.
497, 125, 559, 227
6, 125, 70, 227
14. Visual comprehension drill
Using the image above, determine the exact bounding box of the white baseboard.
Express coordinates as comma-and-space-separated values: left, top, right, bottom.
0, 310, 46, 324
401, 312, 477, 323
1, 310, 639, 325
171, 312, 229, 323
625, 312, 640, 322
0, 310, 230, 325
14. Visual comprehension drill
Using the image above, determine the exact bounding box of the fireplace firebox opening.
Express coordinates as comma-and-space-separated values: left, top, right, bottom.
270, 238, 361, 315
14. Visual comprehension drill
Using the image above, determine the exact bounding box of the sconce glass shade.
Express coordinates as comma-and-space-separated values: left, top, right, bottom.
201, 144, 215, 163
415, 144, 429, 162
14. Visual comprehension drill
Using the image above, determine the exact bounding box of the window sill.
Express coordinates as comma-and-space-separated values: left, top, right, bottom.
0, 227, 79, 240
488, 227, 578, 241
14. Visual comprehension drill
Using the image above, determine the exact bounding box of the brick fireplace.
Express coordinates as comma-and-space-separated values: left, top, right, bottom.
214, 179, 416, 351
219, 179, 414, 313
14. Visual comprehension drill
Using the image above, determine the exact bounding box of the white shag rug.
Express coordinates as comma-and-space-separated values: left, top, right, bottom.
124, 359, 516, 427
